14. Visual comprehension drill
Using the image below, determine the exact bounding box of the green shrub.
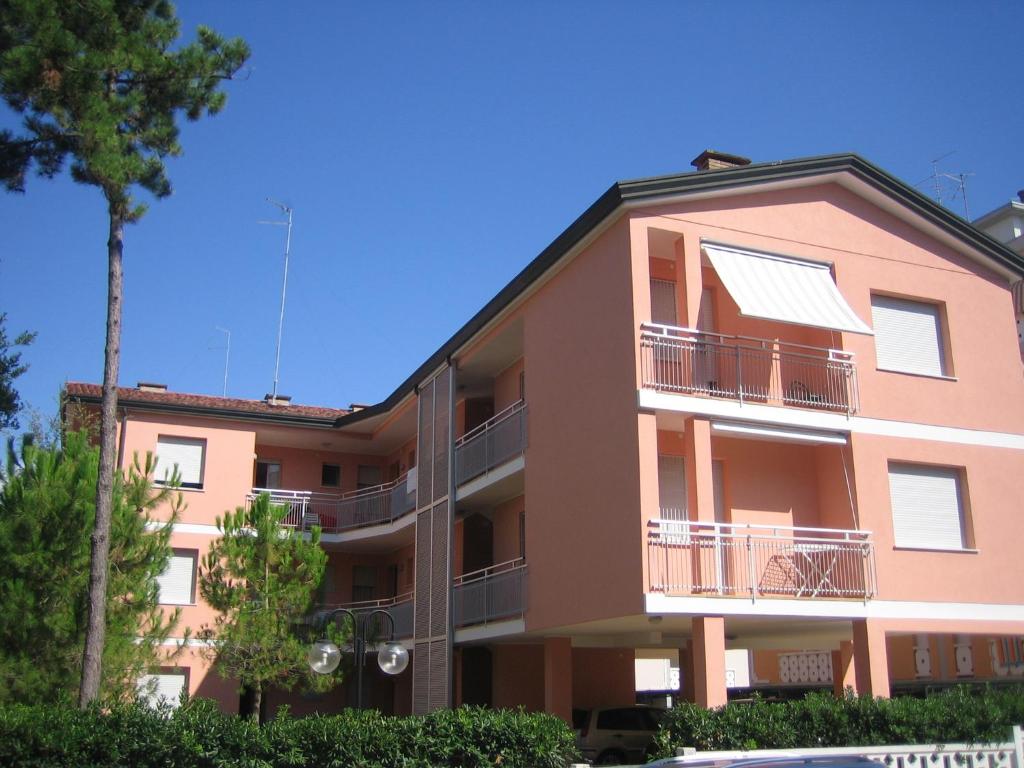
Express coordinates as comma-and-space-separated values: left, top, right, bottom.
651, 686, 1024, 759
0, 698, 578, 768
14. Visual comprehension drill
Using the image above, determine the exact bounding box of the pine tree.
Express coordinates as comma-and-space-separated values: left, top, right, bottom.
0, 0, 249, 705
199, 494, 337, 722
0, 313, 36, 432
0, 431, 184, 704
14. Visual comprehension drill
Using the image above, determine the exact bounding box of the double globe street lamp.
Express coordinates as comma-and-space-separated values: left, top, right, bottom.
308, 607, 409, 709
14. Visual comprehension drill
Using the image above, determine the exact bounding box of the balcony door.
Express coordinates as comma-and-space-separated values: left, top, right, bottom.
696, 288, 719, 390
657, 455, 686, 520
650, 279, 678, 326
255, 460, 281, 490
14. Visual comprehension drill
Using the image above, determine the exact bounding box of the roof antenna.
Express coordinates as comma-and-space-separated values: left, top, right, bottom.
259, 199, 294, 399
916, 152, 974, 220
214, 326, 231, 397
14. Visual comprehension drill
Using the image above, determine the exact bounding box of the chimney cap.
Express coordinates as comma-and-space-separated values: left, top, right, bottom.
264, 393, 292, 406
137, 382, 168, 393
691, 149, 753, 171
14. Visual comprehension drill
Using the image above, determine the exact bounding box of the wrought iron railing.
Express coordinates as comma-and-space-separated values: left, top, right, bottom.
647, 520, 875, 601
452, 558, 527, 628
455, 400, 527, 486
250, 471, 417, 534
640, 323, 859, 414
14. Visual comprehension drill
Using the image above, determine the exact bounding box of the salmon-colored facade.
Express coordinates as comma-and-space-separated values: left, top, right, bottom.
67, 150, 1024, 717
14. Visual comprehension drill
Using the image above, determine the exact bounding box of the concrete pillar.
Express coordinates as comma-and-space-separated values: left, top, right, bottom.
852, 619, 890, 698
678, 643, 696, 703
680, 231, 704, 329
544, 637, 573, 723
832, 640, 856, 697
692, 616, 728, 708
683, 417, 715, 523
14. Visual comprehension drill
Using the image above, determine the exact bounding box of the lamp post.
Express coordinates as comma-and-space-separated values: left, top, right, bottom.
308, 607, 409, 709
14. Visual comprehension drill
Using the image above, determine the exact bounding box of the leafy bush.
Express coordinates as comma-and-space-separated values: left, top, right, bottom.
0, 698, 578, 768
651, 686, 1024, 759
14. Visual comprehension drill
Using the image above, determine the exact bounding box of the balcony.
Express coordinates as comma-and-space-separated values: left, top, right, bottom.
452, 558, 527, 628
251, 471, 417, 535
314, 592, 415, 639
640, 323, 859, 415
455, 400, 527, 487
647, 520, 876, 601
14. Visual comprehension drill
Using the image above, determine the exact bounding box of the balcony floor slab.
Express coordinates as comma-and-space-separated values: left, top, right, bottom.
455, 455, 525, 508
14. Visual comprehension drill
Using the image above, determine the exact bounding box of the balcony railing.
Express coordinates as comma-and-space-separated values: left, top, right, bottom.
640, 323, 859, 415
452, 558, 527, 628
455, 400, 527, 486
314, 592, 415, 639
647, 520, 875, 601
250, 471, 417, 534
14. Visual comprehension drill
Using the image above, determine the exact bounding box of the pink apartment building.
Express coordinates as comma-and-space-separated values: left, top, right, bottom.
66, 149, 1024, 719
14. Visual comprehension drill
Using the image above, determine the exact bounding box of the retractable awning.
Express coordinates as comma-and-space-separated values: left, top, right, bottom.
702, 242, 874, 335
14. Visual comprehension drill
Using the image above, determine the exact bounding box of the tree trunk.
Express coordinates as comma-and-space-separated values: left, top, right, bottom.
79, 205, 124, 707
252, 682, 263, 724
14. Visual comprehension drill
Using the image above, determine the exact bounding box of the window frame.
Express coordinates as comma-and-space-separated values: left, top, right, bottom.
870, 293, 955, 380
154, 436, 206, 490
887, 461, 975, 553
157, 548, 198, 605
320, 463, 341, 488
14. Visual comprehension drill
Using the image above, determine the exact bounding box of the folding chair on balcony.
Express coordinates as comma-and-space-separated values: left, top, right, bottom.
758, 552, 804, 596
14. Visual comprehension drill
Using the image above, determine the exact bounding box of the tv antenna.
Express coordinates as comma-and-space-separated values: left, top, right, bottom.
916, 152, 975, 220
214, 326, 231, 397
259, 199, 293, 399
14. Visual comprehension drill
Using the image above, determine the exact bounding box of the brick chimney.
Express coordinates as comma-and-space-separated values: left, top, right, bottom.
691, 149, 752, 172
264, 393, 292, 406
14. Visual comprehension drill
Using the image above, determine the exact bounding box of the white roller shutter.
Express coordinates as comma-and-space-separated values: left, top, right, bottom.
657, 455, 687, 520
157, 551, 196, 604
871, 296, 947, 377
138, 672, 187, 708
888, 464, 965, 550
155, 436, 205, 488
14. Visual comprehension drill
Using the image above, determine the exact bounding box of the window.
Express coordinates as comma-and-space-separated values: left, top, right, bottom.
871, 295, 949, 377
650, 279, 678, 325
357, 465, 382, 490
155, 436, 205, 489
321, 463, 340, 488
352, 565, 377, 602
255, 460, 281, 489
657, 455, 687, 520
888, 463, 968, 551
519, 510, 526, 559
138, 669, 188, 709
157, 550, 197, 604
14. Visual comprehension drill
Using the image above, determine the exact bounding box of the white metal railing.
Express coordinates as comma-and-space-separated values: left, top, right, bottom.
647, 520, 876, 601
452, 558, 527, 628
670, 726, 1024, 768
640, 322, 859, 415
313, 592, 415, 638
455, 400, 527, 485
249, 471, 417, 534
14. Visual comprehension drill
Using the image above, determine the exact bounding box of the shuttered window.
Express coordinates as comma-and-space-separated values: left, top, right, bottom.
888, 464, 967, 551
871, 296, 948, 377
650, 279, 678, 326
138, 671, 188, 708
157, 550, 197, 604
155, 436, 206, 488
657, 455, 687, 520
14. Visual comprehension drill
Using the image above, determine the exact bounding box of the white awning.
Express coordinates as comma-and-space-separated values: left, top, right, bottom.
702, 242, 873, 335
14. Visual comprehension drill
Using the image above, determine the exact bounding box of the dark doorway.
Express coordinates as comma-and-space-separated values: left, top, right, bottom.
464, 398, 495, 433
462, 513, 493, 575
461, 646, 493, 706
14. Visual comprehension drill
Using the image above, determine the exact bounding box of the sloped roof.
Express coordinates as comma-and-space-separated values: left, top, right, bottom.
65, 382, 349, 426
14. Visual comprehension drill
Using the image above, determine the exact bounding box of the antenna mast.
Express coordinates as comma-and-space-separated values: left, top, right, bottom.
260, 199, 294, 399
215, 326, 231, 397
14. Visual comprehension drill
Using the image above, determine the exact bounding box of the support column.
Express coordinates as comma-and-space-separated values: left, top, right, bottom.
832, 640, 856, 698
678, 643, 696, 703
544, 637, 573, 724
692, 616, 727, 708
852, 619, 890, 698
683, 417, 715, 522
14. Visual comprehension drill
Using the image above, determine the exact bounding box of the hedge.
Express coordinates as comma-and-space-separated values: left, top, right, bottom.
0, 698, 579, 768
651, 686, 1024, 758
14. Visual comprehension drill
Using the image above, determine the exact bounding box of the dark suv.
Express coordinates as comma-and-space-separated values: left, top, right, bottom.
573, 705, 665, 765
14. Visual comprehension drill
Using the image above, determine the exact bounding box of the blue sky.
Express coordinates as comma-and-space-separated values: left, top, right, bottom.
2, 1, 1022, 431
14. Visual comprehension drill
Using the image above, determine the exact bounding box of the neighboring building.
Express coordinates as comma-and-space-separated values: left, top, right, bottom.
67, 149, 1024, 719
974, 193, 1024, 353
